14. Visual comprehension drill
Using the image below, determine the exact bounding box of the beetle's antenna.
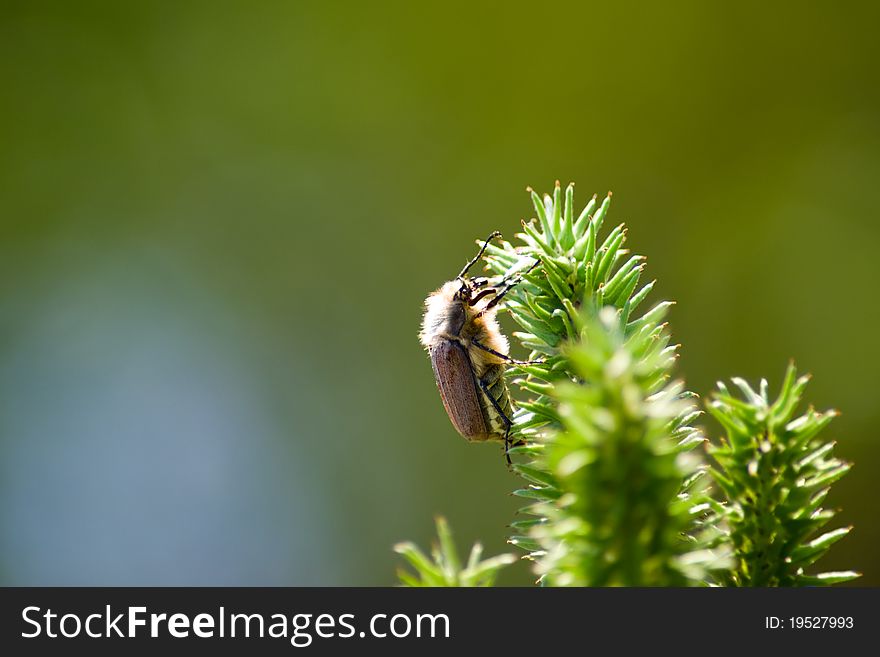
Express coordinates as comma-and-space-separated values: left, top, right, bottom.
458, 231, 502, 279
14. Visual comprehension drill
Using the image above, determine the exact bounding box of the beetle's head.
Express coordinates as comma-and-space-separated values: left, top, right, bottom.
453, 277, 472, 302
454, 276, 497, 307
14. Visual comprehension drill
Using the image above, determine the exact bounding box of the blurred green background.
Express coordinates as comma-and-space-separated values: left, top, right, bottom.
1, 1, 878, 586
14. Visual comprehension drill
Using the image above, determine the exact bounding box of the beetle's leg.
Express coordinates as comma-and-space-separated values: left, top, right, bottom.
471, 340, 544, 365
492, 260, 536, 288
478, 377, 514, 465
471, 258, 539, 307
458, 231, 502, 279
468, 287, 497, 306
479, 259, 541, 312
470, 261, 534, 305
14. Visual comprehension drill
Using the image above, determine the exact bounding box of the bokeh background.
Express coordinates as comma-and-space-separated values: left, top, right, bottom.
1, 1, 878, 586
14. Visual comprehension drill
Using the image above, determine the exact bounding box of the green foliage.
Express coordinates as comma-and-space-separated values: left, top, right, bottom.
394, 517, 516, 587
530, 308, 724, 585
484, 183, 724, 585
396, 182, 857, 587
707, 365, 860, 586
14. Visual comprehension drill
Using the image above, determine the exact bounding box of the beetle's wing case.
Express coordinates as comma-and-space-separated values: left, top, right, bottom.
429, 340, 491, 441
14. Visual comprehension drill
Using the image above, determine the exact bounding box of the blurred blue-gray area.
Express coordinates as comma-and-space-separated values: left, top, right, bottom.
1, 1, 878, 585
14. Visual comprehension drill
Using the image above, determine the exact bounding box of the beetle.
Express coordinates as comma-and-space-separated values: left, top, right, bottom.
419, 231, 539, 463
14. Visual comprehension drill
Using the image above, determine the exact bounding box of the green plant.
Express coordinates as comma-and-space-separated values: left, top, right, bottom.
707, 365, 860, 586
396, 182, 856, 587
524, 307, 725, 585
394, 517, 515, 587
482, 183, 723, 585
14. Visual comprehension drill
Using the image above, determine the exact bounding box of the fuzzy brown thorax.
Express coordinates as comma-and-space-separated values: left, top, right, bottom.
419, 278, 509, 378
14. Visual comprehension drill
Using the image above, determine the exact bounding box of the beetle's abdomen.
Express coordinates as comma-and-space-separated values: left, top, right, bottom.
479, 363, 512, 436
429, 340, 491, 440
